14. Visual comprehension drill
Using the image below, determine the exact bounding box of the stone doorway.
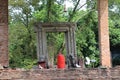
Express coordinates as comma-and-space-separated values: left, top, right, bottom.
34, 22, 77, 65
46, 32, 65, 66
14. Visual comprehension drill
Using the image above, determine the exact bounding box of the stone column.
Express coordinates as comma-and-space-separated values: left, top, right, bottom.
98, 0, 111, 67
37, 28, 47, 60
65, 31, 70, 56
0, 0, 9, 66
65, 27, 76, 56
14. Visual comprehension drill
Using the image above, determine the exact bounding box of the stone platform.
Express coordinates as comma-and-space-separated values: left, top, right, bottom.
0, 67, 120, 80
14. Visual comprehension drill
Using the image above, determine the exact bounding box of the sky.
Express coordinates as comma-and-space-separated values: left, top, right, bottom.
65, 0, 86, 10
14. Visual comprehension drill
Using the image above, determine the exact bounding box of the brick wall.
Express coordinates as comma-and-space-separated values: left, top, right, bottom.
0, 24, 8, 66
0, 0, 8, 23
0, 0, 8, 66
0, 0, 9, 66
0, 67, 120, 80
98, 0, 111, 67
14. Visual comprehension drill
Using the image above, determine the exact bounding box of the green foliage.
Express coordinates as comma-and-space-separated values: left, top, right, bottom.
108, 0, 120, 67
9, 0, 120, 68
109, 1, 120, 47
9, 22, 37, 68
76, 11, 99, 67
110, 27, 120, 46
33, 9, 47, 22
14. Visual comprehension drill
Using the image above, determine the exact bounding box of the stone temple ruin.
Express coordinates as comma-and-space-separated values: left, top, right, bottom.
0, 0, 111, 68
1, 0, 120, 80
34, 22, 77, 67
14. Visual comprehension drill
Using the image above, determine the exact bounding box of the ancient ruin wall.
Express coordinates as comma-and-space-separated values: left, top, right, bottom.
0, 67, 120, 80
0, 0, 9, 66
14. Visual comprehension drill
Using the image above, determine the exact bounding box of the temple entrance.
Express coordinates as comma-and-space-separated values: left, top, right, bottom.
47, 32, 66, 67
34, 22, 77, 67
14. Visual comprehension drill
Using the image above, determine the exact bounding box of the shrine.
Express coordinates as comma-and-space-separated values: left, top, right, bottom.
34, 22, 77, 67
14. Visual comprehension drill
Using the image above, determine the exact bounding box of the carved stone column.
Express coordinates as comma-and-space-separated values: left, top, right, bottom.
35, 25, 47, 60
0, 0, 9, 66
65, 26, 76, 58
98, 0, 111, 67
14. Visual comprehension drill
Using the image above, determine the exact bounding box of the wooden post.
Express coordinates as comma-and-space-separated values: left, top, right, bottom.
0, 0, 9, 66
98, 0, 111, 67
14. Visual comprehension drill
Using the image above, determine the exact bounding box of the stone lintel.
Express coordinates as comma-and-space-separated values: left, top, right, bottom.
34, 22, 76, 31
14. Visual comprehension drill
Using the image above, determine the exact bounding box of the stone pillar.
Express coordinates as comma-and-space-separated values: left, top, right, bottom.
36, 27, 47, 60
98, 0, 111, 67
0, 0, 9, 66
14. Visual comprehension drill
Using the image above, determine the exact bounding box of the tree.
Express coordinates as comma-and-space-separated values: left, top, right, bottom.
9, 0, 41, 68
